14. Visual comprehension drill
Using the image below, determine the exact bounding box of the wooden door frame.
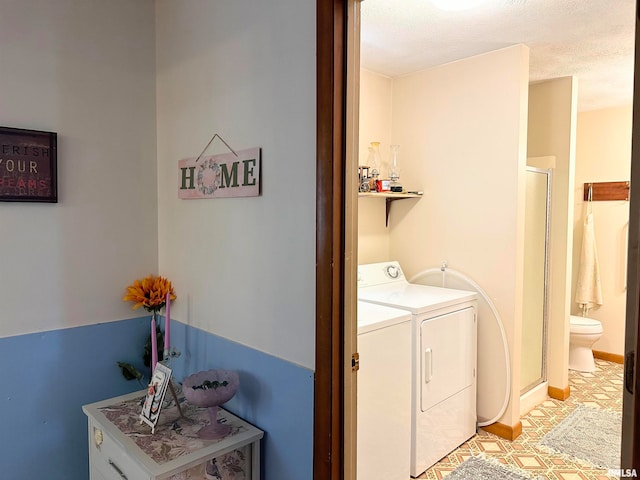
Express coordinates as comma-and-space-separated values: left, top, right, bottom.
316, 0, 640, 475
621, 1, 640, 470
315, 0, 347, 478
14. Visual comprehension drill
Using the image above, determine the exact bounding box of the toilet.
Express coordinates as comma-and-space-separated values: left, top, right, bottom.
569, 315, 603, 372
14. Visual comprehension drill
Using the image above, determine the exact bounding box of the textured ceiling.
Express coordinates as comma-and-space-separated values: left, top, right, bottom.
360, 0, 636, 111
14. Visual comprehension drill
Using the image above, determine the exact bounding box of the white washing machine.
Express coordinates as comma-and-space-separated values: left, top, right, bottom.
357, 300, 412, 480
358, 262, 478, 477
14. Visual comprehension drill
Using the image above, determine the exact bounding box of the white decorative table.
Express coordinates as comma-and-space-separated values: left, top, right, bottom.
83, 390, 263, 480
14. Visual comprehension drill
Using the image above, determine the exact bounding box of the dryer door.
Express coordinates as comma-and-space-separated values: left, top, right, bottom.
421, 307, 476, 412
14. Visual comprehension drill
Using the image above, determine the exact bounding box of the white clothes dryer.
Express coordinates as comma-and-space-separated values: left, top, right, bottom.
357, 301, 412, 480
358, 261, 478, 478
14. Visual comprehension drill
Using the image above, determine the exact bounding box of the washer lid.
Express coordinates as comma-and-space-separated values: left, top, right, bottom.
357, 301, 411, 334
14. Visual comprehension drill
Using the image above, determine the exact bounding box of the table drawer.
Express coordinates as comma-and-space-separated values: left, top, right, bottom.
90, 423, 150, 480
90, 466, 109, 480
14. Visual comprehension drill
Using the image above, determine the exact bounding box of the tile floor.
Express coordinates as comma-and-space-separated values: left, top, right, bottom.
418, 359, 624, 480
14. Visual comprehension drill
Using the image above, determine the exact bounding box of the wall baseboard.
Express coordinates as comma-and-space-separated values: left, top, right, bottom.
593, 350, 624, 364
548, 384, 571, 400
480, 420, 523, 441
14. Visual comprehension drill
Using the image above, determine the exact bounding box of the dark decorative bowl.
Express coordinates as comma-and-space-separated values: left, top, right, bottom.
183, 369, 239, 439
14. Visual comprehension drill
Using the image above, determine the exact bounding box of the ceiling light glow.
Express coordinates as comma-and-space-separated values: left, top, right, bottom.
431, 0, 487, 11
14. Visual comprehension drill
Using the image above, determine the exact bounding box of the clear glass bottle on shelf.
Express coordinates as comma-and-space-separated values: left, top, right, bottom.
367, 142, 382, 191
389, 144, 402, 192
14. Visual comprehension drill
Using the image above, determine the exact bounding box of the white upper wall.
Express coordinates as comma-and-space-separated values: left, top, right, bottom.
155, 1, 316, 369
528, 77, 578, 391
0, 0, 157, 338
359, 69, 394, 166
358, 69, 394, 264
388, 45, 530, 427
573, 105, 632, 355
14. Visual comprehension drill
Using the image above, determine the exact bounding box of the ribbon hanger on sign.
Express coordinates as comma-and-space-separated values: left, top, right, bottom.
194, 133, 239, 163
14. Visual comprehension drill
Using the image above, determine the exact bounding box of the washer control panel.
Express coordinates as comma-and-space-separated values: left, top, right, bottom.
385, 264, 401, 279
358, 261, 406, 287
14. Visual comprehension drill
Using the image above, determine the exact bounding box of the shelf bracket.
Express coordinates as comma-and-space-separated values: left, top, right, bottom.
385, 198, 404, 227
358, 192, 422, 227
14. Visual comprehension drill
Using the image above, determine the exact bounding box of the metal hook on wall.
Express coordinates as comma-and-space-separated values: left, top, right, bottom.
583, 181, 630, 201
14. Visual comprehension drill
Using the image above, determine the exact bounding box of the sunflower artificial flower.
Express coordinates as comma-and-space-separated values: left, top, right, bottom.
123, 274, 177, 312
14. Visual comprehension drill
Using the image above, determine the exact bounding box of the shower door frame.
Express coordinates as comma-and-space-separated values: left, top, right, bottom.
521, 166, 553, 394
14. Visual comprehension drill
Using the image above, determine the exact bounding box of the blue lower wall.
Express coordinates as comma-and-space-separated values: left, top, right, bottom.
0, 318, 314, 480
171, 321, 314, 480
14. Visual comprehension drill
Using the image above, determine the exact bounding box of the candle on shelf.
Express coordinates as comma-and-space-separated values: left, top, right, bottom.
164, 291, 171, 355
151, 314, 158, 371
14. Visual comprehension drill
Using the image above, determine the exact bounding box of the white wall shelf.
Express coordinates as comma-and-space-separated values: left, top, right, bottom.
358, 192, 422, 227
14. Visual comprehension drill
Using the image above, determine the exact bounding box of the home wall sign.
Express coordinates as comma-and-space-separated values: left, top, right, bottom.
178, 147, 261, 199
0, 126, 57, 203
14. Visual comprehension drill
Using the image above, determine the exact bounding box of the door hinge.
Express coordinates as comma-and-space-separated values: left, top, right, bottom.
625, 351, 634, 394
352, 352, 360, 372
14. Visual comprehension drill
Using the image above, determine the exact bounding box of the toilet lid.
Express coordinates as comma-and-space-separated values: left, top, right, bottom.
570, 315, 601, 326
570, 315, 603, 334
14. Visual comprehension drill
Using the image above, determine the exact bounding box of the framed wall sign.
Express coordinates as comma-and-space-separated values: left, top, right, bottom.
178, 147, 261, 199
0, 126, 57, 203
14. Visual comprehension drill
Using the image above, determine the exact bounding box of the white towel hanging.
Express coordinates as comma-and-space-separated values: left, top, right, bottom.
575, 187, 603, 314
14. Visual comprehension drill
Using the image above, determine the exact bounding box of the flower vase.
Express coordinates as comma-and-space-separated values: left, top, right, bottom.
151, 312, 158, 370
144, 312, 164, 370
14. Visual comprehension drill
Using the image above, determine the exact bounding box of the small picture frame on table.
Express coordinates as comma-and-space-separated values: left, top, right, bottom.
140, 362, 172, 433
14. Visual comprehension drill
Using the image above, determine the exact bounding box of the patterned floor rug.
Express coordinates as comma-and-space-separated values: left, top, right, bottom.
538, 403, 621, 470
445, 456, 542, 480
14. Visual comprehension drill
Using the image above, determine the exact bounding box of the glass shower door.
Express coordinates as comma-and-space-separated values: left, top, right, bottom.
521, 167, 551, 394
